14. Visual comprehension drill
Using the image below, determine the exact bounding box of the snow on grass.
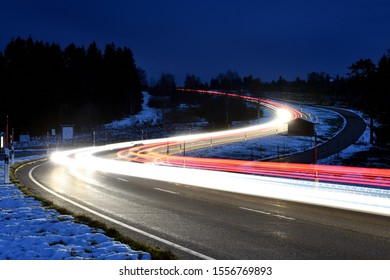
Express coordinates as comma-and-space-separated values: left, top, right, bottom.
317, 109, 373, 166
0, 161, 151, 260
104, 92, 161, 128
185, 105, 346, 161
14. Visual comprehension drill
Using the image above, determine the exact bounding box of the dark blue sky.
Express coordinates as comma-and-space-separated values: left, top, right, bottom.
1, 0, 390, 85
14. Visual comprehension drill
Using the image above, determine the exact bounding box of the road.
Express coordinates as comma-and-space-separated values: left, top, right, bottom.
13, 94, 390, 259
113, 105, 389, 188
17, 160, 390, 260
275, 107, 367, 163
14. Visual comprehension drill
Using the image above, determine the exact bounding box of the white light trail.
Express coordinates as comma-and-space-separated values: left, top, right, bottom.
49, 93, 390, 218
51, 145, 390, 217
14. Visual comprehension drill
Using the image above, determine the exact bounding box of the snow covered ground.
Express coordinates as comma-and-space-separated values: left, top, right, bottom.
0, 164, 151, 260
105, 92, 161, 128
0, 92, 376, 260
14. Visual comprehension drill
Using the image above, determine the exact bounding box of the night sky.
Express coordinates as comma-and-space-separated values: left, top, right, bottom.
1, 0, 390, 85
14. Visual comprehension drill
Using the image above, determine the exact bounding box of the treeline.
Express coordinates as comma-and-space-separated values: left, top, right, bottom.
0, 36, 143, 136
150, 50, 390, 144
2, 36, 389, 144
345, 54, 390, 144
147, 72, 259, 130
151, 70, 344, 101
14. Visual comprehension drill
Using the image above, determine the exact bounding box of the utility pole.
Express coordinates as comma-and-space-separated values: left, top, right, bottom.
4, 147, 10, 184
47, 131, 50, 156
4, 115, 12, 183
10, 127, 14, 165
313, 132, 318, 164
5, 115, 9, 148
225, 93, 229, 129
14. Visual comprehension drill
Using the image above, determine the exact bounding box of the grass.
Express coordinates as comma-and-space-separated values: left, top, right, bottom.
9, 159, 177, 260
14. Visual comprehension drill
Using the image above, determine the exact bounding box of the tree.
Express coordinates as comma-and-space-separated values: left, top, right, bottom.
0, 37, 144, 135
347, 58, 377, 144
137, 67, 148, 90
151, 72, 177, 97
375, 51, 390, 142
275, 76, 288, 92
184, 74, 203, 89
306, 72, 332, 103
243, 75, 262, 95
348, 58, 377, 78
210, 70, 242, 91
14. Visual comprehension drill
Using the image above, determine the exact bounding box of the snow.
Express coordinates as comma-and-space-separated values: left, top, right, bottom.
0, 160, 151, 260
185, 104, 349, 161
104, 92, 161, 128
0, 92, 377, 260
317, 109, 372, 165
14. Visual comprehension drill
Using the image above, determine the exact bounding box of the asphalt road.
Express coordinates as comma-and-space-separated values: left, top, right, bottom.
275, 107, 366, 163
17, 160, 390, 260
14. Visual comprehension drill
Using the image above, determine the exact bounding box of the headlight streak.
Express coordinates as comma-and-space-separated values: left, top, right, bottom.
51, 148, 390, 217
50, 89, 390, 217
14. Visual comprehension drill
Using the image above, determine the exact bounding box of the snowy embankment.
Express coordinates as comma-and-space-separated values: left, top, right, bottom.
0, 185, 151, 260
105, 92, 161, 128
0, 161, 151, 260
0, 92, 161, 260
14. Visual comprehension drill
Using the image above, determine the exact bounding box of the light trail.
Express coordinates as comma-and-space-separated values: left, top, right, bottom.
50, 89, 390, 217
51, 146, 390, 217
116, 89, 390, 188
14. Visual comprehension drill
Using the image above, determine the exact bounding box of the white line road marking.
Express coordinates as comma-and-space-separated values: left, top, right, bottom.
154, 188, 178, 195
116, 177, 128, 182
274, 214, 295, 220
240, 207, 271, 216
239, 206, 296, 221
28, 162, 213, 260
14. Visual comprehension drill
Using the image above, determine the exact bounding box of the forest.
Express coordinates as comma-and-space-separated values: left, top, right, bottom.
1, 36, 389, 146
153, 52, 390, 145
0, 37, 144, 136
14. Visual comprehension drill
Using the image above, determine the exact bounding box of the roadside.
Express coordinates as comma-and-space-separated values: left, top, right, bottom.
0, 94, 383, 260
274, 107, 366, 163
0, 156, 177, 260
0, 170, 150, 259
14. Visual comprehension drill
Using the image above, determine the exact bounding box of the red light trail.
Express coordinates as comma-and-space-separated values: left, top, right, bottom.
116, 89, 390, 188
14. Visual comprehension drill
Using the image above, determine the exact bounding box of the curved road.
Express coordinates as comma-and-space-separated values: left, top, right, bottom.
17, 160, 390, 260
275, 107, 366, 163
15, 102, 389, 259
